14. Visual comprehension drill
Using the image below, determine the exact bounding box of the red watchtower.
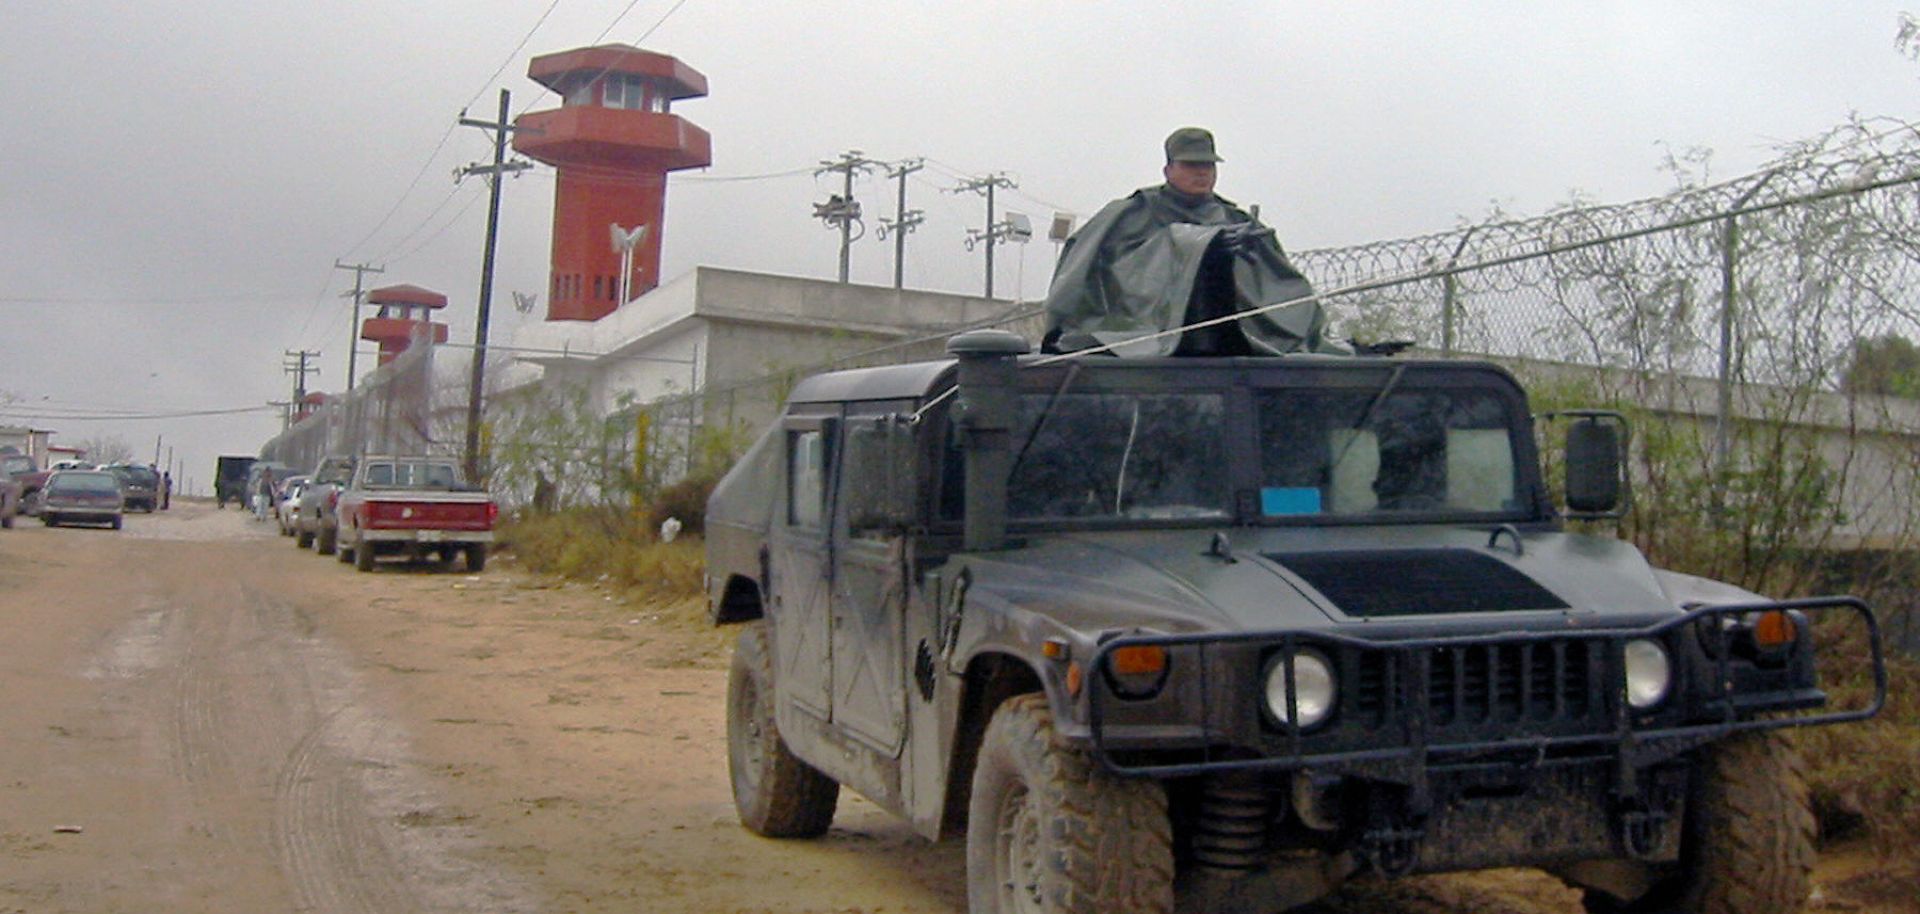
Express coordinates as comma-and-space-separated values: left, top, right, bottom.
514, 45, 711, 322
362, 284, 450, 365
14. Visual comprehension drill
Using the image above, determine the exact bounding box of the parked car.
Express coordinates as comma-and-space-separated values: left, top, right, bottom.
296, 455, 356, 552
214, 455, 255, 509
2, 452, 51, 516
276, 475, 311, 536
335, 456, 496, 572
0, 473, 18, 528
104, 463, 161, 512
40, 469, 124, 529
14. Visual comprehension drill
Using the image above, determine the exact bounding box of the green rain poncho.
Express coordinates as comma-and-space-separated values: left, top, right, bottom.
1041, 185, 1335, 357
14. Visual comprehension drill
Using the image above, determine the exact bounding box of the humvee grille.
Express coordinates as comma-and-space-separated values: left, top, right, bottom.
1269, 549, 1569, 617
1422, 642, 1594, 726
1341, 640, 1598, 732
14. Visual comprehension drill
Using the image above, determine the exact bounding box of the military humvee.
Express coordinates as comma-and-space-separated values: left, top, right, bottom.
704, 329, 1884, 914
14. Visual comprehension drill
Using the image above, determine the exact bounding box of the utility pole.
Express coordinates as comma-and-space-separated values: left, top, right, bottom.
876, 158, 925, 289
457, 88, 536, 482
283, 350, 319, 421
333, 260, 384, 392
952, 173, 1018, 298
813, 150, 878, 282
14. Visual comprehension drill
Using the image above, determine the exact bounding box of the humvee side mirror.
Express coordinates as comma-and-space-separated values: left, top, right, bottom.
1559, 411, 1630, 518
843, 417, 918, 530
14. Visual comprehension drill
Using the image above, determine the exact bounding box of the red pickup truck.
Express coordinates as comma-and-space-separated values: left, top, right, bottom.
333, 455, 497, 573
1, 452, 51, 519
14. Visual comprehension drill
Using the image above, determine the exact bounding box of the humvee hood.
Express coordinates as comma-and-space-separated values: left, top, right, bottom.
962, 525, 1677, 635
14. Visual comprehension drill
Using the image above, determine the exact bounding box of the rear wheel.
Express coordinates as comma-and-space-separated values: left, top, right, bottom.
727, 621, 839, 837
1582, 731, 1814, 914
296, 527, 313, 548
111, 516, 123, 530
464, 545, 487, 573
967, 694, 1173, 914
316, 524, 336, 555
354, 540, 375, 572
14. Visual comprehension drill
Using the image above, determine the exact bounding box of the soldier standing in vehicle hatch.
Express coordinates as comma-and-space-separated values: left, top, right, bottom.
1041, 127, 1324, 356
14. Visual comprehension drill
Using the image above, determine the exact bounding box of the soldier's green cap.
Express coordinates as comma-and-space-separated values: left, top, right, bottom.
1164, 127, 1223, 163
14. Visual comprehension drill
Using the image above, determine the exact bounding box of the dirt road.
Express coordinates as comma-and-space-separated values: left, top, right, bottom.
0, 502, 1903, 913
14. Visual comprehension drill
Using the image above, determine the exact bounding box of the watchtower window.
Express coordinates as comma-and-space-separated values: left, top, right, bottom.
603, 73, 654, 111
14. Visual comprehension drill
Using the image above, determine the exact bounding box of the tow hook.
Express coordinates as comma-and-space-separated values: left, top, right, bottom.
1617, 772, 1684, 859
1358, 816, 1424, 877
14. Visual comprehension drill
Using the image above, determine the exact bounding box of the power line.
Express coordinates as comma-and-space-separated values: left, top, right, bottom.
0, 404, 278, 421
338, 0, 575, 263
463, 0, 567, 113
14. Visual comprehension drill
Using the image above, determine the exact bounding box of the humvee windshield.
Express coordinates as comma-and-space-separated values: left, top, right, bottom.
944, 369, 1528, 525
1254, 387, 1521, 517
1007, 391, 1229, 520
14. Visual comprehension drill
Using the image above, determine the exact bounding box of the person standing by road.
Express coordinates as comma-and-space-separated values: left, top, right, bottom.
253, 467, 274, 521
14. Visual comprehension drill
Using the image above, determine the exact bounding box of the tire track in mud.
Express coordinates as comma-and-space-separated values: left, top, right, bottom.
85, 547, 535, 913
274, 708, 417, 914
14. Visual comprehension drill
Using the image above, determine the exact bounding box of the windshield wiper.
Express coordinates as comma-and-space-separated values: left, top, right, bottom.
1327, 363, 1407, 479
1006, 362, 1081, 481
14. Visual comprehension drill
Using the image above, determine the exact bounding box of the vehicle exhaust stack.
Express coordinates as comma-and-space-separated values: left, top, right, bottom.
946, 329, 1029, 551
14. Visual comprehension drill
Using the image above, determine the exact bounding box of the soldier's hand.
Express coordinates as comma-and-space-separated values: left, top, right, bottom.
1220, 221, 1276, 254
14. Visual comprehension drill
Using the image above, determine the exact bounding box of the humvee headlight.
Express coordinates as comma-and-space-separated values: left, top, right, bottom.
1623, 639, 1672, 709
1265, 650, 1336, 729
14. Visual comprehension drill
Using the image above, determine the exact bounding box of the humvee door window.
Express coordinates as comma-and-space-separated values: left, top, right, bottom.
1006, 392, 1228, 520
1255, 388, 1518, 516
788, 430, 828, 528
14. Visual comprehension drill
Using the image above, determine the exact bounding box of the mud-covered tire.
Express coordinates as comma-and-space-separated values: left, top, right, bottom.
354, 540, 375, 572
464, 545, 487, 573
316, 525, 336, 555
966, 694, 1173, 914
727, 621, 839, 837
1584, 730, 1814, 914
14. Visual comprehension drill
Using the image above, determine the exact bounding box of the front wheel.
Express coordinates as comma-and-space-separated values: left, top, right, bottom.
966, 694, 1173, 914
464, 545, 487, 572
1583, 730, 1815, 914
727, 621, 839, 837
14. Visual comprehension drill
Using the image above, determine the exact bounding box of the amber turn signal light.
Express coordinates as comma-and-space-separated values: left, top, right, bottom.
1110, 645, 1168, 676
1752, 610, 1798, 650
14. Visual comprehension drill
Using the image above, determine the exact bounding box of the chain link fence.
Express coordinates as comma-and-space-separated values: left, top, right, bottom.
482, 118, 1920, 645
260, 325, 444, 475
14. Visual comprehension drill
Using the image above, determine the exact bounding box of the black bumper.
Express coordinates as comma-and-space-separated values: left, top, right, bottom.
1083, 598, 1886, 788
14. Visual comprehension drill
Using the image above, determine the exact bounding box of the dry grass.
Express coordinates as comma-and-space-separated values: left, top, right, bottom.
496, 507, 704, 600
1799, 622, 1920, 864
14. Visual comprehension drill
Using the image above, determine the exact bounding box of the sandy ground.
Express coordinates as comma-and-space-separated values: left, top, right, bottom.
0, 500, 1909, 914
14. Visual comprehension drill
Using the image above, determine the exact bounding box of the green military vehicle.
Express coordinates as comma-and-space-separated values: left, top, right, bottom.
705, 330, 1885, 914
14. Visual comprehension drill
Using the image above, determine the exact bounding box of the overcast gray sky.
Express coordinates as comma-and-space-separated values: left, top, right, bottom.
3, 1, 1917, 493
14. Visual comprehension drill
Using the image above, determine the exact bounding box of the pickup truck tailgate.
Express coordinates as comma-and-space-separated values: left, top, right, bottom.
360, 494, 495, 530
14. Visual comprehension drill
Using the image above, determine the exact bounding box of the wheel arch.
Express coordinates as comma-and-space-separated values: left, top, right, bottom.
712, 573, 765, 624
937, 649, 1047, 841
